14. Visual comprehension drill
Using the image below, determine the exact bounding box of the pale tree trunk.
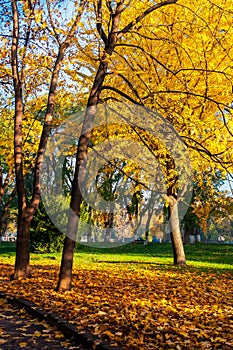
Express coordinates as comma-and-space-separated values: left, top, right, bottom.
11, 0, 86, 279
168, 190, 186, 266
57, 0, 178, 291
166, 149, 186, 266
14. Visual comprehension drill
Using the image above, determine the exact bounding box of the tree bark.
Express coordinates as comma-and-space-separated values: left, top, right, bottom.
184, 228, 191, 245
13, 211, 31, 278
166, 151, 186, 266
56, 234, 76, 291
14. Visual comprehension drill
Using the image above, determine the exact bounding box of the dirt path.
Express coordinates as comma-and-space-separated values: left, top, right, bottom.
0, 298, 83, 349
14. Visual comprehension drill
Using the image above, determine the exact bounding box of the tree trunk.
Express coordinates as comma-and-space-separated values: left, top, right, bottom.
56, 235, 76, 291
166, 154, 186, 266
57, 1, 124, 291
13, 211, 31, 279
11, 0, 29, 278
56, 93, 105, 292
0, 186, 17, 236
168, 194, 186, 266
184, 228, 191, 245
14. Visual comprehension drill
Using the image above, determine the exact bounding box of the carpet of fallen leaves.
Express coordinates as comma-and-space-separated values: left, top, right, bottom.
0, 262, 232, 350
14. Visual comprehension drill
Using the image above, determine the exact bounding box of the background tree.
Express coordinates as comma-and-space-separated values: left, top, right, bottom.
0, 109, 15, 234
191, 171, 229, 237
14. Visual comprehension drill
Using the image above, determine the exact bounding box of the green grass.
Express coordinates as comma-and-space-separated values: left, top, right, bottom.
0, 241, 232, 273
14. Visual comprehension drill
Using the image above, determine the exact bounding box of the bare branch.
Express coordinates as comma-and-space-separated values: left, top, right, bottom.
107, 1, 125, 54
46, 0, 61, 46
96, 0, 108, 46
143, 90, 232, 109
101, 85, 142, 104
115, 43, 177, 78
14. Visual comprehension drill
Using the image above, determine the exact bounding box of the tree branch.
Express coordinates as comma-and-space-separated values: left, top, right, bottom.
101, 85, 142, 104
118, 0, 178, 39
96, 0, 108, 46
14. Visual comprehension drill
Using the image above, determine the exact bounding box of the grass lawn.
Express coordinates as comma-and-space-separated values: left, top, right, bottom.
0, 242, 232, 349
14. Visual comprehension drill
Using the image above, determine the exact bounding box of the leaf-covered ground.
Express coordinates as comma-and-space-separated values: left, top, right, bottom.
0, 243, 232, 349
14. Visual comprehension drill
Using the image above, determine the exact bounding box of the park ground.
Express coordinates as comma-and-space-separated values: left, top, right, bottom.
0, 242, 232, 349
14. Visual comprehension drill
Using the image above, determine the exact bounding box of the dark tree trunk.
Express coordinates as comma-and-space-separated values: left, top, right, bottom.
0, 187, 17, 236
56, 74, 107, 291
13, 211, 31, 278
184, 228, 191, 245
56, 235, 76, 291
104, 202, 114, 242
57, 1, 125, 291
11, 0, 29, 278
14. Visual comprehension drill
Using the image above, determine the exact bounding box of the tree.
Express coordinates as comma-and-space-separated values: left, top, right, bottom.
57, 0, 179, 291
98, 0, 233, 255
8, 0, 87, 278
191, 171, 228, 236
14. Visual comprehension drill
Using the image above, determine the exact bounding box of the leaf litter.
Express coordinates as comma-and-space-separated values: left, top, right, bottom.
0, 262, 232, 349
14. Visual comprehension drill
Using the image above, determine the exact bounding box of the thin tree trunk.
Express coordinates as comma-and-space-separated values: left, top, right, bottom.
184, 229, 191, 245
13, 212, 31, 278
57, 1, 124, 291
166, 151, 186, 266
11, 0, 86, 279
0, 162, 14, 235
11, 0, 29, 277
56, 70, 107, 291
0, 187, 17, 235
105, 203, 114, 242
